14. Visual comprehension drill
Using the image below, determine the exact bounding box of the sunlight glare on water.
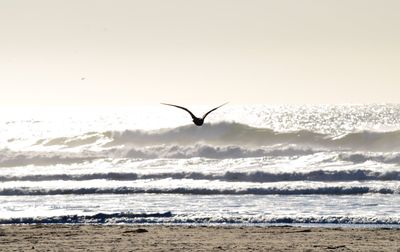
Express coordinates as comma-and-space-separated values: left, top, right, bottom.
0, 104, 399, 225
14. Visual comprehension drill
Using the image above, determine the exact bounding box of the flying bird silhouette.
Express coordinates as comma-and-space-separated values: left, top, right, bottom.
161, 102, 228, 126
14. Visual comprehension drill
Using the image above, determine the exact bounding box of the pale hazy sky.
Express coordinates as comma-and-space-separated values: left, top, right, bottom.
1, 0, 399, 106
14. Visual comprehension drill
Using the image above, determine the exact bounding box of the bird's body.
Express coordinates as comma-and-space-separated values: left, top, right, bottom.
161, 102, 227, 126
192, 117, 204, 126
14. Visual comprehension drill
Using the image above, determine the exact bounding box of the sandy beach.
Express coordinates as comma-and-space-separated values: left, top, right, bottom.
0, 225, 398, 251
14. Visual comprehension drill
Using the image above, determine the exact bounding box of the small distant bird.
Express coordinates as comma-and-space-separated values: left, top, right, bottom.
161, 102, 228, 126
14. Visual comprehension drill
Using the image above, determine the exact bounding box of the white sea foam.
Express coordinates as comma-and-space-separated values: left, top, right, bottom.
1, 169, 399, 183
1, 105, 400, 225
1, 194, 399, 225
0, 179, 398, 196
28, 122, 400, 153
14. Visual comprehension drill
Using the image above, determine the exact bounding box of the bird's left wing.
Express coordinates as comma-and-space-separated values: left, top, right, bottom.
202, 102, 228, 120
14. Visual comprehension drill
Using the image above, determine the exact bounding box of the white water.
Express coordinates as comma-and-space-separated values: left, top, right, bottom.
0, 104, 399, 225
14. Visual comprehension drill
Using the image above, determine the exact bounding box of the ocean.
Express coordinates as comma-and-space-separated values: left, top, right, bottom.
0, 104, 399, 226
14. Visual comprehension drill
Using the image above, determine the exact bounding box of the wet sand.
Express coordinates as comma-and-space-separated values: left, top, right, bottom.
0, 225, 399, 251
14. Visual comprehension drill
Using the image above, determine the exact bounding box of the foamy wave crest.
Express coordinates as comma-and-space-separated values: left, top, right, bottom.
104, 122, 327, 147
339, 152, 400, 164
35, 132, 108, 148
2, 170, 399, 182
0, 145, 316, 167
0, 211, 173, 224
122, 145, 400, 163
3, 146, 400, 167
333, 130, 400, 151
166, 215, 400, 225
117, 144, 317, 159
0, 149, 101, 167
0, 185, 396, 196
36, 122, 400, 151
1, 212, 399, 225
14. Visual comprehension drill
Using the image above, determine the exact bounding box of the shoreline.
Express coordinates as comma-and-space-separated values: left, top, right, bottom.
0, 224, 399, 251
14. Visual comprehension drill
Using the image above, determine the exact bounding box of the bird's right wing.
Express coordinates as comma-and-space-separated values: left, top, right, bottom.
161, 103, 197, 119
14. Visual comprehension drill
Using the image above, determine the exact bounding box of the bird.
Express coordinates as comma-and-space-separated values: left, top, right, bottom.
161, 102, 228, 126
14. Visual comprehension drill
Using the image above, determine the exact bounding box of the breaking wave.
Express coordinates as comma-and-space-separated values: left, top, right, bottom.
118, 145, 318, 159
1, 212, 399, 225
165, 215, 400, 225
3, 146, 400, 167
338, 152, 400, 164
1, 170, 399, 183
0, 211, 173, 225
35, 122, 400, 152
0, 149, 101, 167
0, 185, 397, 196
0, 145, 317, 167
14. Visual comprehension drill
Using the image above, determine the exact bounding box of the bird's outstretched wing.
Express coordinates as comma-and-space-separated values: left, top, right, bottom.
161, 103, 197, 119
202, 102, 228, 120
